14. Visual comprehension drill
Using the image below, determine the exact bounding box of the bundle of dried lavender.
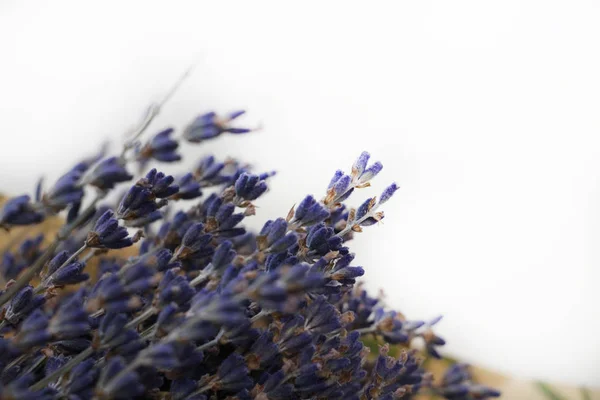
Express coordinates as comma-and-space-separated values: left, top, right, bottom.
0, 76, 499, 400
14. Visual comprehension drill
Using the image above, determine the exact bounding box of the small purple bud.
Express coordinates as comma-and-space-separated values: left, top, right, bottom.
352, 151, 370, 177
358, 161, 383, 183
379, 182, 399, 205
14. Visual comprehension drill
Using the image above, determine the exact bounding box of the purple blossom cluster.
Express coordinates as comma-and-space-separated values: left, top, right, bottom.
0, 101, 500, 399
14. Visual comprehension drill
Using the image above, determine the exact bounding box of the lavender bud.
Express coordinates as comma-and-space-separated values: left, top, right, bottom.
0, 195, 45, 228
86, 210, 133, 249
137, 128, 181, 163
84, 156, 133, 190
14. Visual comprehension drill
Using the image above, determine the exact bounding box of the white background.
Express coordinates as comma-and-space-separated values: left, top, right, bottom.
1, 1, 599, 386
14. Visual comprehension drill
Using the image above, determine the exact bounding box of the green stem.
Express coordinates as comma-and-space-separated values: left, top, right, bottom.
536, 382, 568, 400
580, 387, 592, 400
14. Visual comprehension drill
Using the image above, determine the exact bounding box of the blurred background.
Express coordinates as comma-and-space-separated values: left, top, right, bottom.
0, 0, 599, 388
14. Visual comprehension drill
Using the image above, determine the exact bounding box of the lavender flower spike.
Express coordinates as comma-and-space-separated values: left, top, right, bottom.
86, 210, 134, 249
0, 195, 45, 228
82, 156, 133, 190
183, 110, 252, 143
0, 93, 499, 399
137, 127, 181, 163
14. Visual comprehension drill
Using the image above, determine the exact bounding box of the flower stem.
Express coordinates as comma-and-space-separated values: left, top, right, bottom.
126, 306, 157, 329
190, 264, 213, 287
196, 329, 225, 351
355, 326, 377, 335
120, 66, 194, 159
335, 203, 381, 239
62, 244, 87, 267
250, 309, 269, 323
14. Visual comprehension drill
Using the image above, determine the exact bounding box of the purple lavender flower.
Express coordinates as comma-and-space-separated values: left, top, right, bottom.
41, 166, 86, 213
234, 172, 268, 202
116, 169, 178, 227
438, 364, 501, 399
194, 155, 226, 184
157, 271, 195, 307
183, 110, 251, 143
1, 234, 44, 280
257, 218, 296, 253
86, 210, 134, 249
3, 285, 45, 325
0, 195, 44, 228
292, 195, 330, 227
48, 291, 90, 339
215, 353, 253, 392
42, 260, 89, 288
172, 222, 213, 261
0, 97, 496, 400
137, 127, 181, 163
14, 309, 51, 349
82, 156, 133, 190
172, 173, 202, 200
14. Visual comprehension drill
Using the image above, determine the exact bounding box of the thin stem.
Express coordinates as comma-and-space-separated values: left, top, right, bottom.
90, 309, 105, 318
120, 65, 195, 159
250, 309, 269, 323
80, 248, 97, 263
140, 324, 157, 340
355, 326, 377, 335
62, 244, 87, 268
0, 194, 103, 308
30, 347, 94, 391
126, 306, 157, 329
6, 354, 29, 371
120, 105, 159, 158
186, 384, 212, 398
335, 204, 381, 239
158, 65, 195, 109
190, 264, 213, 287
25, 355, 46, 374
196, 329, 225, 351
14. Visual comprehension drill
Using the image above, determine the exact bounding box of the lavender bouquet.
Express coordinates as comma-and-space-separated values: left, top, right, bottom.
0, 80, 500, 399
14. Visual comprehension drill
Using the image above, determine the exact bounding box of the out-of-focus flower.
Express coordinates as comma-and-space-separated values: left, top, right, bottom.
183, 110, 251, 143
